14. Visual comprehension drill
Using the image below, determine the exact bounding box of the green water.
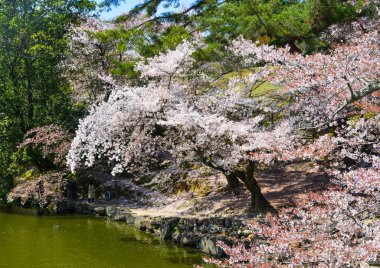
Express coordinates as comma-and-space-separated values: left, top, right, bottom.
0, 209, 207, 268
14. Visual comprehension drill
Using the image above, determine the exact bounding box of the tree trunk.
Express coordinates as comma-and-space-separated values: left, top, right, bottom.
198, 150, 270, 211
226, 173, 240, 189
235, 161, 271, 211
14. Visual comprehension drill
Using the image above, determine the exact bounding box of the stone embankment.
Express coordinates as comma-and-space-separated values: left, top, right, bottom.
61, 201, 254, 257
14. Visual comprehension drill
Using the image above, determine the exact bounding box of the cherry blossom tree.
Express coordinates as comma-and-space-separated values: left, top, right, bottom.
65, 35, 350, 210
201, 7, 380, 265
68, 39, 298, 210
228, 29, 379, 129
63, 18, 116, 105
66, 40, 198, 178
136, 40, 199, 86
205, 177, 380, 267
67, 1, 379, 215
63, 16, 150, 106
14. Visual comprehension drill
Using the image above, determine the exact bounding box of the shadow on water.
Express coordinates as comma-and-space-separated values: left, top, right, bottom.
165, 255, 209, 266
120, 235, 162, 246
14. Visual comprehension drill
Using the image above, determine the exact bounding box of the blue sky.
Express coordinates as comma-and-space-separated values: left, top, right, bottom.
99, 0, 194, 20
99, 1, 136, 20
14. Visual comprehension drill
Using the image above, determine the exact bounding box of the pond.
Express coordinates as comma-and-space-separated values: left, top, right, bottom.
0, 209, 209, 268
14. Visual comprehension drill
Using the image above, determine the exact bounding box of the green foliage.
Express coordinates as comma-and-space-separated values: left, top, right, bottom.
96, 0, 360, 82
160, 25, 192, 50
348, 112, 378, 123
125, 0, 358, 54
7, 149, 31, 178
193, 42, 225, 63
98, 0, 124, 11
0, 0, 95, 202
196, 0, 357, 53
0, 116, 18, 203
0, 0, 95, 131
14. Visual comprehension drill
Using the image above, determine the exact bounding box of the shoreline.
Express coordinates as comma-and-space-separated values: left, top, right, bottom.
62, 200, 255, 257
8, 200, 255, 257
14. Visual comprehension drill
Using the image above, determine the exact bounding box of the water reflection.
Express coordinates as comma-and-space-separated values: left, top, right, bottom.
0, 209, 209, 268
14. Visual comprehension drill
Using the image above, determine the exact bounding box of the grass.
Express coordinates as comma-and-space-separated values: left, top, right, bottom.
348, 112, 378, 123
250, 81, 281, 98
212, 68, 281, 98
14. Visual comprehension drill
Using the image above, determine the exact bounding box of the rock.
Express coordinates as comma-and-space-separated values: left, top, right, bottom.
116, 207, 131, 213
198, 236, 228, 257
153, 229, 161, 236
210, 224, 220, 234
125, 213, 137, 225
171, 232, 181, 242
220, 228, 228, 236
106, 206, 116, 217
51, 200, 258, 255
178, 218, 198, 232
180, 234, 201, 247
72, 203, 87, 214
94, 207, 106, 216
198, 225, 206, 233
134, 217, 150, 231
160, 217, 180, 240
80, 204, 91, 214
224, 217, 233, 228
209, 217, 225, 226
61, 201, 77, 213
113, 213, 126, 221
232, 218, 244, 228
46, 203, 58, 214
145, 220, 160, 233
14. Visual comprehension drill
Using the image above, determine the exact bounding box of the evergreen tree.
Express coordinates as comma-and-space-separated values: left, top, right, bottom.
0, 0, 95, 202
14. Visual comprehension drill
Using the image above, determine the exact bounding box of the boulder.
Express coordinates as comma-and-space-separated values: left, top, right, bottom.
125, 213, 137, 225
145, 219, 160, 233
180, 234, 201, 247
113, 213, 127, 221
178, 218, 198, 232
160, 217, 180, 240
106, 206, 116, 217
134, 217, 150, 231
171, 232, 181, 242
153, 229, 161, 236
198, 236, 232, 257
94, 207, 106, 216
